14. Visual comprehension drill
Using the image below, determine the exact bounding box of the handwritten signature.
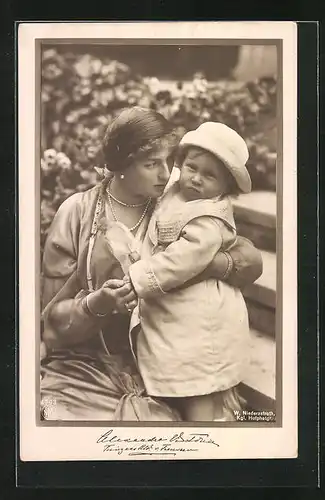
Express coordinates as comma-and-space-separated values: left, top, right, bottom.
96, 429, 219, 456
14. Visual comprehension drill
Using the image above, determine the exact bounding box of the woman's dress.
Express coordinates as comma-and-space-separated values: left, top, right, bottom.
40, 180, 181, 421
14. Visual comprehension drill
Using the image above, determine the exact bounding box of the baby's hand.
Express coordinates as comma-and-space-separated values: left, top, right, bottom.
121, 275, 138, 313
129, 250, 141, 263
85, 279, 131, 317
101, 277, 137, 314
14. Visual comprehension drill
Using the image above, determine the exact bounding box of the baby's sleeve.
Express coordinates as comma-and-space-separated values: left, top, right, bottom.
129, 217, 223, 299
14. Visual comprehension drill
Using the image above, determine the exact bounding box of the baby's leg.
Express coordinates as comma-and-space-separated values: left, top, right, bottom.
181, 392, 225, 421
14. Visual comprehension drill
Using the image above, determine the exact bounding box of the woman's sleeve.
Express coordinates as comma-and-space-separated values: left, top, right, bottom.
41, 194, 101, 349
129, 217, 222, 299
225, 236, 263, 287
41, 193, 81, 309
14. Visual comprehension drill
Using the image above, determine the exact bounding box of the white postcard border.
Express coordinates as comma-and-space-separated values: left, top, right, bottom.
18, 21, 297, 461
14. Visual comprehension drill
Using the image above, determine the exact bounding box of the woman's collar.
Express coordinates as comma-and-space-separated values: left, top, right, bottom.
165, 167, 180, 191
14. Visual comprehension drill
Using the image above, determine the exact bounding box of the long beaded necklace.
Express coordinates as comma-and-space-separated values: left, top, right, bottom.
106, 180, 148, 208
106, 180, 152, 232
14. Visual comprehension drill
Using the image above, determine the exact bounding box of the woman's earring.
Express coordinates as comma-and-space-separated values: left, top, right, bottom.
120, 174, 125, 180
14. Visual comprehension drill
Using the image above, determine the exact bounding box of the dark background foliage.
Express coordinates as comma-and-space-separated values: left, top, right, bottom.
40, 46, 277, 249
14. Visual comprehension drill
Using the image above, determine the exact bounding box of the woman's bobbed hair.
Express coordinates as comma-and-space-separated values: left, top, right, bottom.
99, 107, 177, 172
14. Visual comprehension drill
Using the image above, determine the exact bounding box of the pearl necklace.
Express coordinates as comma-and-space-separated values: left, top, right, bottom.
107, 184, 152, 232
106, 180, 148, 208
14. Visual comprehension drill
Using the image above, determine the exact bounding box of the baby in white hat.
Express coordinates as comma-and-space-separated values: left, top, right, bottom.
128, 122, 252, 421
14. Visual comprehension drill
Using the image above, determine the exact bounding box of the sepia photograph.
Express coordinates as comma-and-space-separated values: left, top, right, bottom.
19, 22, 297, 461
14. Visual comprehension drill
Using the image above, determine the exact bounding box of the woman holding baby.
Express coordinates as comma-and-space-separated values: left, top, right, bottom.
41, 107, 262, 421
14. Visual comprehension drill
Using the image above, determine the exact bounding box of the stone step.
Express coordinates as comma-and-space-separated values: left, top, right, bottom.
239, 328, 276, 411
236, 220, 276, 253
233, 191, 276, 252
243, 249, 276, 337
233, 191, 276, 229
243, 249, 276, 310
246, 300, 275, 338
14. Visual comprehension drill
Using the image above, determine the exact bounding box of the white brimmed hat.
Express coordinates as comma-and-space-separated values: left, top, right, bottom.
179, 122, 252, 193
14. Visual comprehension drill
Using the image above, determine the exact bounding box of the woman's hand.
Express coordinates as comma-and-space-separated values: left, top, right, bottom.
86, 279, 137, 316
226, 236, 263, 287
209, 236, 263, 288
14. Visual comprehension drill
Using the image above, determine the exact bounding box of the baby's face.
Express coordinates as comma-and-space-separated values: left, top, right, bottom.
179, 147, 231, 201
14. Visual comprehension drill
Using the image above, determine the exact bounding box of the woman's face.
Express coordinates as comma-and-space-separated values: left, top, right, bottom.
122, 145, 175, 199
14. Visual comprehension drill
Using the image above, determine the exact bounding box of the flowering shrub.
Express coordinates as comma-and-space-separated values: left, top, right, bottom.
41, 48, 277, 247
40, 148, 99, 250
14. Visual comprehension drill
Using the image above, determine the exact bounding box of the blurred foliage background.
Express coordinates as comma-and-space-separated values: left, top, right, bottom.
40, 45, 277, 250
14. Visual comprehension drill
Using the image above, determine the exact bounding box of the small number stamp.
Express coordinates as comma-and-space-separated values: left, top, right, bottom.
41, 396, 57, 420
